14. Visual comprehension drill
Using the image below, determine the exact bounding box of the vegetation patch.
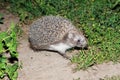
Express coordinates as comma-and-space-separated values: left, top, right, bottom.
102, 75, 120, 80
71, 25, 120, 70
0, 0, 120, 70
0, 22, 19, 80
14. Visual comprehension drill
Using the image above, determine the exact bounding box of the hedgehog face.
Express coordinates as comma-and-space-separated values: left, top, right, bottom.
66, 31, 88, 49
75, 35, 88, 48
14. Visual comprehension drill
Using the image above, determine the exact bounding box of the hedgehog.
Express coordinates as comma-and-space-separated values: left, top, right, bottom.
29, 15, 87, 58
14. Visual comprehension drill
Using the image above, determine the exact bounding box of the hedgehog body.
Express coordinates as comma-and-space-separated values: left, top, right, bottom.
29, 16, 87, 57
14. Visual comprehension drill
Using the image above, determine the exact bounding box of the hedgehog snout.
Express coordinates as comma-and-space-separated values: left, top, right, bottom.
76, 36, 88, 49
81, 39, 88, 48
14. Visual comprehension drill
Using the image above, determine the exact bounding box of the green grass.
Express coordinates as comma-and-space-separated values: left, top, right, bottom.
71, 25, 120, 70
0, 0, 120, 70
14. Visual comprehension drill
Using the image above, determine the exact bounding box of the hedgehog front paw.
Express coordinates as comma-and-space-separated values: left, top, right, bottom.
59, 52, 71, 59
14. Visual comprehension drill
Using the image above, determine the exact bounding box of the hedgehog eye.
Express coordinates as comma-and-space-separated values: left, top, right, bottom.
77, 39, 80, 42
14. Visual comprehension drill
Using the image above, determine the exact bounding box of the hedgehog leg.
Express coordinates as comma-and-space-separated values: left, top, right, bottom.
62, 54, 71, 59
58, 52, 70, 59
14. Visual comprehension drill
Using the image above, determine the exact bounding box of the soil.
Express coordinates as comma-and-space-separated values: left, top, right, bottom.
0, 10, 120, 80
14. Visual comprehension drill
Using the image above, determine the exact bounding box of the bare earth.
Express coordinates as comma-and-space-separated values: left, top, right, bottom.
1, 10, 120, 80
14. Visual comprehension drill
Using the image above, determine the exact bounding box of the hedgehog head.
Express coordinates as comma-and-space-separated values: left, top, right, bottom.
64, 30, 88, 49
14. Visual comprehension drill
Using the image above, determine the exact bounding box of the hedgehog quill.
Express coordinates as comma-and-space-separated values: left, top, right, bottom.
29, 16, 87, 58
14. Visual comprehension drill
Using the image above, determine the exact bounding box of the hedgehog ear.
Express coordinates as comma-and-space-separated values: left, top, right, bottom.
68, 33, 73, 39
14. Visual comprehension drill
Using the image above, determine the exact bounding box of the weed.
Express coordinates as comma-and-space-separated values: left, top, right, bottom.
0, 23, 19, 80
101, 75, 120, 80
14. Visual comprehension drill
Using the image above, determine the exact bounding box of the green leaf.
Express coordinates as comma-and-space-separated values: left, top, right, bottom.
11, 71, 18, 80
0, 63, 6, 69
6, 63, 18, 80
3, 36, 12, 47
0, 32, 8, 40
10, 51, 18, 58
0, 41, 4, 54
0, 57, 6, 79
0, 56, 7, 63
0, 32, 8, 53
0, 70, 5, 79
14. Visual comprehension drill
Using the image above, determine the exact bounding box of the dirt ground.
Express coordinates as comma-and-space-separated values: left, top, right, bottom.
0, 10, 120, 80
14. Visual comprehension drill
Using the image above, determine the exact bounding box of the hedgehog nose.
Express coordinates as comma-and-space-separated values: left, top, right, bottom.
81, 39, 88, 49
